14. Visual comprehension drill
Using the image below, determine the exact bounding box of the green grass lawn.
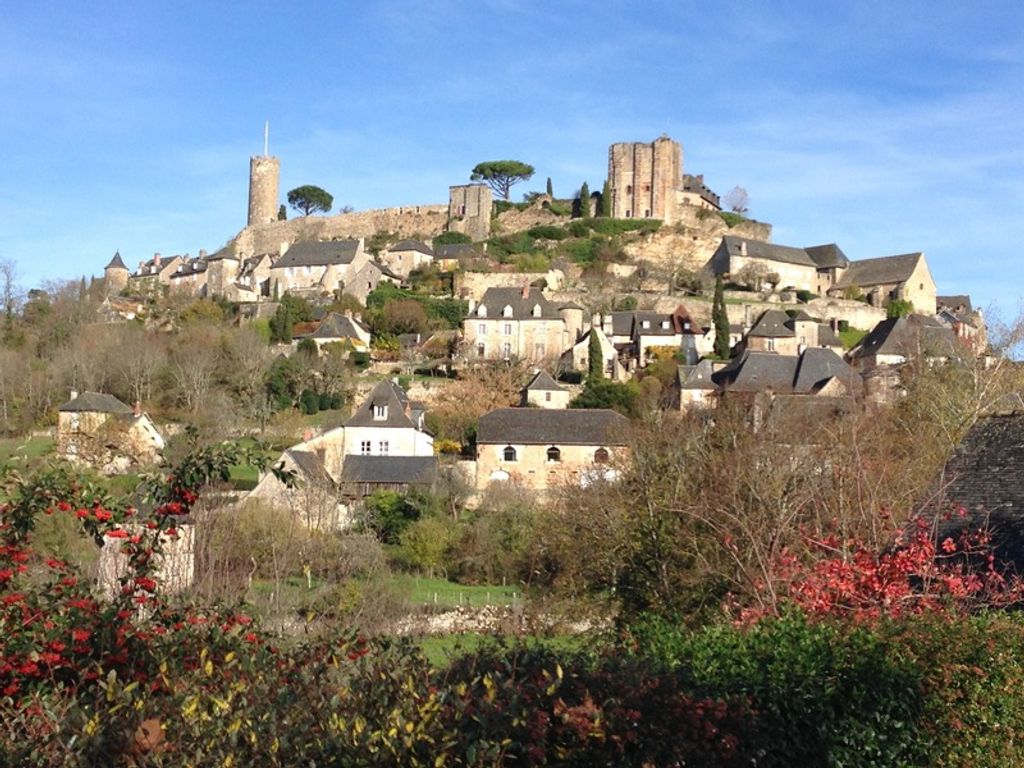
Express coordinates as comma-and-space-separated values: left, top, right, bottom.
0, 436, 55, 467
389, 575, 522, 609
839, 326, 868, 349
416, 633, 587, 667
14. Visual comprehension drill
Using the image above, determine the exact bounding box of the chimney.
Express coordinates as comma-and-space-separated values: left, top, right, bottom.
70, 389, 78, 401
199, 249, 207, 259
138, 261, 144, 273
133, 401, 141, 417
303, 429, 314, 442
521, 282, 530, 299
153, 252, 161, 267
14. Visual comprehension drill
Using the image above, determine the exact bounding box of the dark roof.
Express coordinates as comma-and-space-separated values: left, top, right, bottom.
339, 455, 437, 486
204, 246, 238, 262
275, 240, 361, 269
286, 450, 332, 487
608, 312, 636, 337
59, 391, 133, 414
714, 351, 799, 393
793, 347, 862, 394
435, 243, 482, 260
922, 413, 1024, 573
849, 315, 961, 361
748, 310, 795, 338
817, 323, 842, 348
677, 360, 718, 390
389, 239, 434, 256
169, 257, 208, 278
937, 295, 973, 313
308, 312, 369, 340
477, 408, 628, 446
524, 370, 566, 392
835, 253, 923, 288
105, 251, 127, 270
804, 243, 850, 269
632, 311, 679, 337
344, 380, 416, 429
374, 261, 404, 280
473, 287, 562, 321
720, 235, 816, 267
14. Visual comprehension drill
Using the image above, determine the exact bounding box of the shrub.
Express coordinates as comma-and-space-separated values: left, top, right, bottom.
566, 220, 591, 237
432, 230, 472, 247
795, 289, 815, 303
299, 388, 320, 415
526, 225, 567, 241
718, 211, 746, 227
588, 218, 662, 236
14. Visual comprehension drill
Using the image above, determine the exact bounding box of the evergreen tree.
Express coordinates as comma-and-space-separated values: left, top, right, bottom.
278, 204, 287, 221
712, 276, 731, 359
600, 179, 611, 217
269, 302, 293, 343
578, 182, 591, 219
546, 177, 553, 197
587, 329, 604, 381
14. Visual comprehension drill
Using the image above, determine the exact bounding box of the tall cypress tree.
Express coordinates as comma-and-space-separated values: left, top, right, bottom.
587, 329, 604, 380
546, 177, 553, 197
600, 179, 611, 217
712, 276, 730, 359
578, 182, 591, 219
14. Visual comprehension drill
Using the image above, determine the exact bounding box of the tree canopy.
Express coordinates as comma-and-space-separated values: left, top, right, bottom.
287, 185, 334, 216
470, 160, 535, 200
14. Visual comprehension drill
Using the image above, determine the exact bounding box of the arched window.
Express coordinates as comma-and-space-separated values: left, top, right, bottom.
502, 445, 517, 462
594, 447, 610, 464
546, 446, 561, 463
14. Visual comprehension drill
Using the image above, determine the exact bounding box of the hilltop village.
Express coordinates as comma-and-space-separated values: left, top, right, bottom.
86, 134, 986, 501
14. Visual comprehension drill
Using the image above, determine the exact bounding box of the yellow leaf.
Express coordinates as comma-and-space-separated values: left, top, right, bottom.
405, 721, 414, 733
204, 659, 214, 677
225, 651, 236, 663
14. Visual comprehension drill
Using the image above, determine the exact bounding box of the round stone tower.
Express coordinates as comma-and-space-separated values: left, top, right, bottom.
247, 155, 280, 227
103, 251, 129, 296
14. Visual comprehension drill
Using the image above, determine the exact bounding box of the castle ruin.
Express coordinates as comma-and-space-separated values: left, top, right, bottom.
608, 135, 719, 223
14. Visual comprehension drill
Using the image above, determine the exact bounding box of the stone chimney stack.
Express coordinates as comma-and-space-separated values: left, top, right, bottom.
521, 282, 530, 299
70, 389, 78, 401
153, 253, 161, 267
199, 249, 207, 259
133, 401, 141, 417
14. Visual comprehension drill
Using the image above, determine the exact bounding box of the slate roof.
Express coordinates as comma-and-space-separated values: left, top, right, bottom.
817, 323, 842, 348
373, 261, 404, 280
477, 408, 628, 446
105, 251, 127, 270
720, 235, 817, 267
473, 287, 562, 320
792, 347, 862, 394
204, 246, 238, 262
285, 450, 332, 487
804, 243, 850, 269
713, 351, 799, 393
435, 244, 482, 260
748, 310, 796, 338
849, 315, 961, 361
524, 370, 566, 392
274, 240, 361, 269
922, 413, 1024, 573
59, 391, 133, 414
307, 312, 370, 340
169, 257, 208, 278
937, 295, 973, 313
389, 239, 434, 256
677, 360, 718, 390
633, 311, 679, 337
339, 455, 438, 486
344, 380, 416, 429
835, 253, 923, 288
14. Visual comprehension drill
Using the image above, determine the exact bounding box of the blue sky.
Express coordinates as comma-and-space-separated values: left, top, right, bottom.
2, 1, 1022, 317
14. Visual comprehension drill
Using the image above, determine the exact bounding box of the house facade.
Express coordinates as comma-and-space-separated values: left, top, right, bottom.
463, 286, 576, 363
269, 239, 370, 297
380, 239, 434, 278
57, 391, 164, 473
475, 408, 629, 491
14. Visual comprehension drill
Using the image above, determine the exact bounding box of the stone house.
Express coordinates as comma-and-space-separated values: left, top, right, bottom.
463, 286, 579, 364
226, 253, 275, 301
832, 252, 936, 313
347, 259, 402, 304
247, 449, 346, 531
269, 239, 369, 297
739, 309, 844, 356
521, 370, 571, 409
103, 251, 129, 296
295, 311, 372, 352
936, 295, 986, 352
127, 253, 183, 295
560, 326, 629, 380
434, 243, 488, 272
167, 255, 211, 296
706, 237, 848, 295
339, 379, 434, 461
338, 455, 438, 501
475, 408, 629, 492
381, 239, 434, 278
57, 391, 164, 473
599, 305, 703, 369
673, 359, 719, 410
713, 348, 862, 400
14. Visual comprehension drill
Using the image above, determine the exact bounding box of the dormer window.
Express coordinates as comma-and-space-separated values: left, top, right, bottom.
683, 321, 691, 331
477, 305, 488, 317
661, 320, 670, 330
641, 320, 650, 329
373, 404, 387, 421
546, 446, 561, 463
503, 305, 514, 318
532, 304, 542, 318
